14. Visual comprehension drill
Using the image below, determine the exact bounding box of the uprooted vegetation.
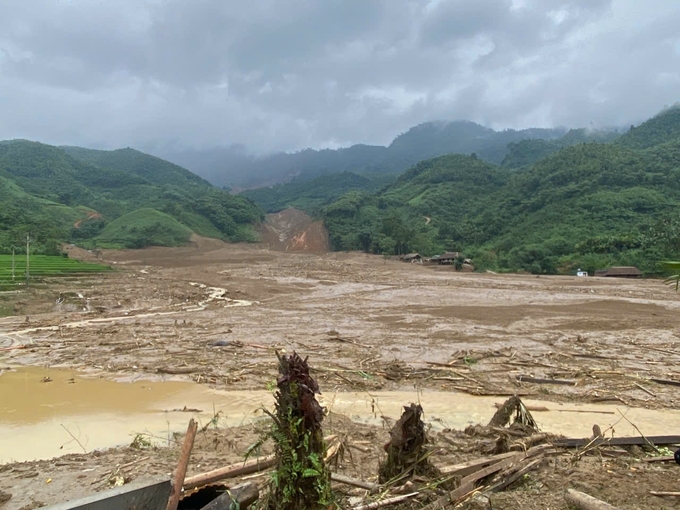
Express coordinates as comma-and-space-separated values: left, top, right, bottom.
261, 352, 334, 510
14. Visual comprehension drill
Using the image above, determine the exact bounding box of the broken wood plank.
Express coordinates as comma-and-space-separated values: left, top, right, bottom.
460, 454, 523, 487
565, 488, 621, 509
516, 375, 576, 385
183, 455, 276, 491
167, 419, 197, 510
642, 455, 675, 463
488, 457, 544, 492
553, 435, 680, 448
418, 484, 478, 510
439, 452, 519, 477
199, 482, 259, 510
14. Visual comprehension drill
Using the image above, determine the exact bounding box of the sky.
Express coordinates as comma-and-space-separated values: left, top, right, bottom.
1, 0, 679, 154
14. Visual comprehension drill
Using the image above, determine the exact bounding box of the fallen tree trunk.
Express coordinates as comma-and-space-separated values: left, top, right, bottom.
565, 489, 621, 510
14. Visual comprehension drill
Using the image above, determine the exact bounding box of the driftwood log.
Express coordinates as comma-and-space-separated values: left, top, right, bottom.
183, 456, 276, 491
565, 489, 621, 510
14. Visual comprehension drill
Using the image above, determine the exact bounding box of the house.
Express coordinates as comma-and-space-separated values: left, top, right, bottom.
401, 253, 423, 263
576, 269, 588, 277
595, 266, 642, 278
437, 252, 460, 265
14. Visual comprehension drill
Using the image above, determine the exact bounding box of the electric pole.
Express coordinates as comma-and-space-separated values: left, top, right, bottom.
11, 246, 15, 282
26, 234, 31, 288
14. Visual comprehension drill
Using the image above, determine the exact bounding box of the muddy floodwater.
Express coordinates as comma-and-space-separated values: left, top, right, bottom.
0, 367, 271, 463
3, 366, 680, 464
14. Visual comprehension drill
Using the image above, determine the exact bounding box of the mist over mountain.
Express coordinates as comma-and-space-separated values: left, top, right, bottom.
152, 120, 580, 189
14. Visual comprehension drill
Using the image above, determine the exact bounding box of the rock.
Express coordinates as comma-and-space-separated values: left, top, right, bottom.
462, 494, 491, 509
0, 490, 12, 505
210, 339, 243, 347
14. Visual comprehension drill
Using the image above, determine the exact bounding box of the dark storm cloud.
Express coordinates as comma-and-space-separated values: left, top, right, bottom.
0, 0, 678, 152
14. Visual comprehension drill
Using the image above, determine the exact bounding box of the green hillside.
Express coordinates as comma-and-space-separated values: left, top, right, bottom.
501, 128, 621, 169
97, 209, 193, 248
322, 108, 680, 275
242, 171, 394, 214
616, 105, 680, 150
0, 140, 264, 253
62, 146, 211, 189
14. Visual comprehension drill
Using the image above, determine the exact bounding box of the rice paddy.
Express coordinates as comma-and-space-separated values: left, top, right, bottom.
0, 254, 111, 290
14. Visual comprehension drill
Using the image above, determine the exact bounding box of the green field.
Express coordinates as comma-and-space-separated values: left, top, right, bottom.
0, 255, 112, 290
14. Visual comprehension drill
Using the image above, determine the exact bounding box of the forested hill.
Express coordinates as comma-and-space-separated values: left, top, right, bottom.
158, 121, 570, 189
62, 146, 212, 189
0, 140, 264, 253
241, 126, 621, 216
320, 106, 680, 275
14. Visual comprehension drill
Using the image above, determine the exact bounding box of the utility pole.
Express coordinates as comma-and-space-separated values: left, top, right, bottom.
11, 246, 15, 282
25, 234, 31, 288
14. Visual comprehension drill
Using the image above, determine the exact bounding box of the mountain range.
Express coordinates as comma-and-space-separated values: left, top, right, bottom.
153, 121, 623, 189
318, 105, 680, 274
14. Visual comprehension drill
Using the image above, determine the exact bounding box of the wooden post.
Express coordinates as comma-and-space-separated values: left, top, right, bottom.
167, 419, 198, 510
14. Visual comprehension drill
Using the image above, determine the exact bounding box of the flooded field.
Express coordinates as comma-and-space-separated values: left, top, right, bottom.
1, 238, 680, 509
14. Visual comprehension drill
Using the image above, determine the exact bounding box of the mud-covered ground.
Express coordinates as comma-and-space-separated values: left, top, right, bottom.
2, 238, 680, 509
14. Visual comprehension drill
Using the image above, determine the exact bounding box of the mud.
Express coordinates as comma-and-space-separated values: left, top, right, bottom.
2, 239, 680, 508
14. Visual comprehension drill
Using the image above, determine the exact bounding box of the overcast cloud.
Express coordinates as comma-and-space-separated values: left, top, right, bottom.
1, 0, 679, 153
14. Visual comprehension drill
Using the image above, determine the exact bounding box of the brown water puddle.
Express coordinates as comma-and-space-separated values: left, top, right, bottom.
2, 367, 679, 464
0, 367, 272, 463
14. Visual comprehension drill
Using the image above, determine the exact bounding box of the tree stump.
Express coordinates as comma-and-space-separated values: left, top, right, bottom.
379, 403, 436, 484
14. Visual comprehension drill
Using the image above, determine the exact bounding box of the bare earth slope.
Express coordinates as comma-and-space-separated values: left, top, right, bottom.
259, 207, 330, 252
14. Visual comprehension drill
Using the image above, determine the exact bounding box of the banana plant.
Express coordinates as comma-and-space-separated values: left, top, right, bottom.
662, 261, 680, 290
